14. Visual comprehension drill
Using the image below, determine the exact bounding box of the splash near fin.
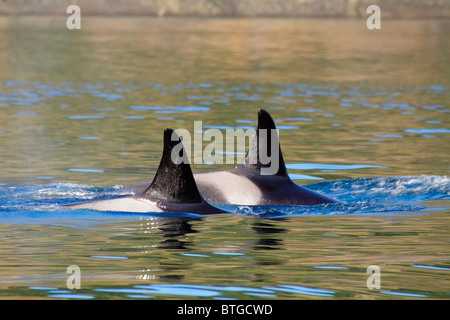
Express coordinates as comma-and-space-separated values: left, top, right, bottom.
240, 109, 288, 177
141, 129, 204, 204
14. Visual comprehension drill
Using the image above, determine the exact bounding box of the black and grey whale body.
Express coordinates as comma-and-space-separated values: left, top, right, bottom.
122, 109, 336, 206
66, 129, 226, 215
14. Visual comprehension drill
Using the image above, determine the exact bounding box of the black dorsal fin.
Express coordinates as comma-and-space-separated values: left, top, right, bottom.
141, 129, 204, 204
239, 109, 288, 177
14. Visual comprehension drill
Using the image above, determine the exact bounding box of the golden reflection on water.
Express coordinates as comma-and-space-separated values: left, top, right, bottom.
0, 17, 449, 84
0, 214, 448, 299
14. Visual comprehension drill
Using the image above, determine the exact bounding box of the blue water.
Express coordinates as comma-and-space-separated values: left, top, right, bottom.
0, 175, 448, 221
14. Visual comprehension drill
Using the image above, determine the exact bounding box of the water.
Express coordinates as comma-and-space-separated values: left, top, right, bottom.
0, 17, 449, 299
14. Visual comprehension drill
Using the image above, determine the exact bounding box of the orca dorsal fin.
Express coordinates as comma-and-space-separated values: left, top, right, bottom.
239, 109, 288, 177
141, 128, 204, 204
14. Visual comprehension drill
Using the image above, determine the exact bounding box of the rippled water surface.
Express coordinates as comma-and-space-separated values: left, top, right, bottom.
0, 17, 449, 299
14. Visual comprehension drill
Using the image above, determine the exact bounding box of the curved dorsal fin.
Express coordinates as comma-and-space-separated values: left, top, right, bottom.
141, 129, 204, 204
239, 109, 288, 177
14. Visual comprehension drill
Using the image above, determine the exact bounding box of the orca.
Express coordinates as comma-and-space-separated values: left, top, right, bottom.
65, 129, 226, 215
122, 109, 337, 206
